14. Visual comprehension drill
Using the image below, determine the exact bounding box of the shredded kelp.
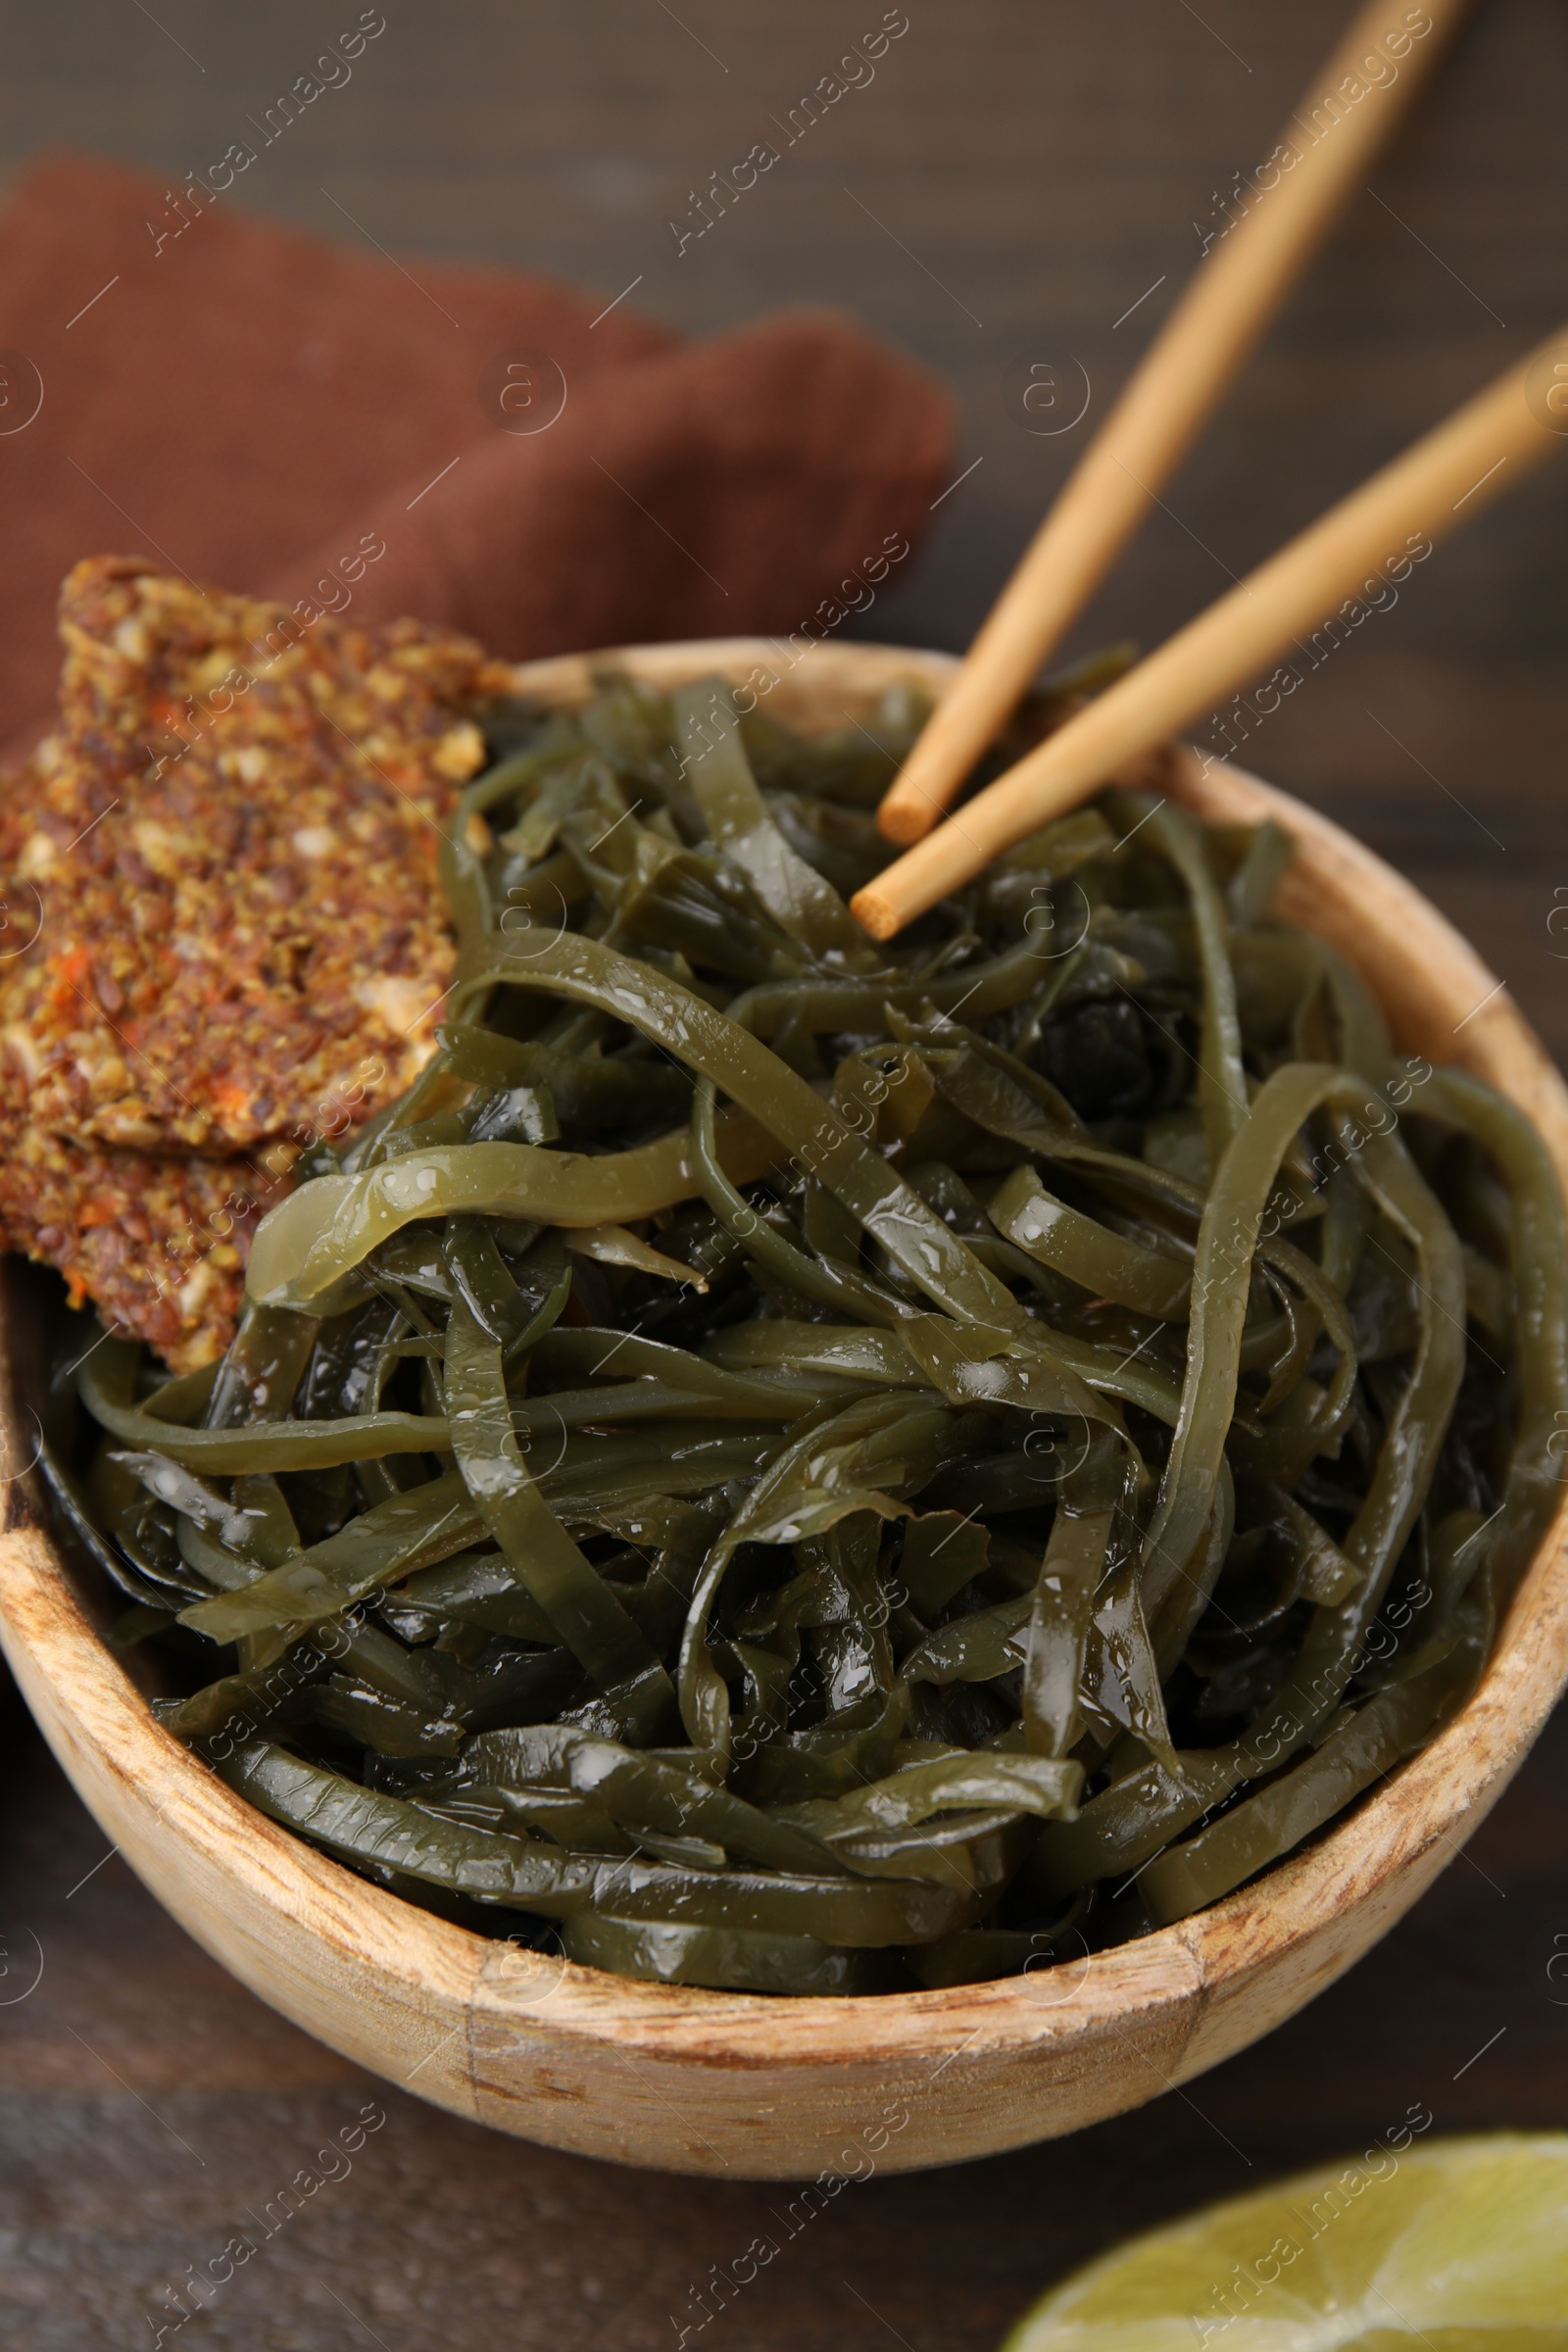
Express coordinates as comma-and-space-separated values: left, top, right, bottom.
43, 668, 1568, 1995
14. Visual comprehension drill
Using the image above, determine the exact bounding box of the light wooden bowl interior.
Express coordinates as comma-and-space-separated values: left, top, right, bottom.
2, 637, 1566, 2181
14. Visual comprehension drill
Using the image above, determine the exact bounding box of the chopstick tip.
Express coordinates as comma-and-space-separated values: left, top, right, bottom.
875, 793, 936, 848
850, 882, 903, 942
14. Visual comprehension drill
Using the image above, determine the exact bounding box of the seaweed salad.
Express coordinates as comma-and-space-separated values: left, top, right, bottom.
41, 667, 1568, 1995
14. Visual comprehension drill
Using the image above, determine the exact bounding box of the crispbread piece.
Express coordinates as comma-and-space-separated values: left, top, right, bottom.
0, 1117, 276, 1371
0, 557, 508, 1157
0, 556, 518, 1365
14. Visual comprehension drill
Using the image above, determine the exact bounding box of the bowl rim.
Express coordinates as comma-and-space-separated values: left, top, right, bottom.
3, 631, 1565, 2120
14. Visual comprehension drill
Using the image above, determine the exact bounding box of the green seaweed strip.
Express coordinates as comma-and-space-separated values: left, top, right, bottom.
444, 1288, 675, 1742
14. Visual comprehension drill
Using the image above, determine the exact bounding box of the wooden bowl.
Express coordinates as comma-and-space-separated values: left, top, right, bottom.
3, 637, 1566, 2181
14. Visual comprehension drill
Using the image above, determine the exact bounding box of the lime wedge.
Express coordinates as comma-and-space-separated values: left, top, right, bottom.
1004, 2134, 1568, 2351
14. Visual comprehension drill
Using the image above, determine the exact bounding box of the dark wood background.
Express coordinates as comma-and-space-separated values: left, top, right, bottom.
1, 3, 1566, 2345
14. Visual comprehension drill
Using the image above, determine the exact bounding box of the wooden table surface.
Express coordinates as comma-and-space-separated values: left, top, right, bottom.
1, 2, 1565, 2344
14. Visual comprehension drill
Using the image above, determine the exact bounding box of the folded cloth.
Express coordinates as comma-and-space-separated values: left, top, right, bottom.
0, 151, 955, 751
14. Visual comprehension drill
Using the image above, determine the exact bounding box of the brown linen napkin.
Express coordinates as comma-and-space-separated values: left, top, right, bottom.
0, 151, 954, 750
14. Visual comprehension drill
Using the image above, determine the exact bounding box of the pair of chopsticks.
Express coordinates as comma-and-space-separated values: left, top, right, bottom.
856, 0, 1565, 941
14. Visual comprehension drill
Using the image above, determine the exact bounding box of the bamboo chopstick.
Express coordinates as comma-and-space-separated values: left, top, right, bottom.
874, 0, 1476, 849
852, 324, 1568, 940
